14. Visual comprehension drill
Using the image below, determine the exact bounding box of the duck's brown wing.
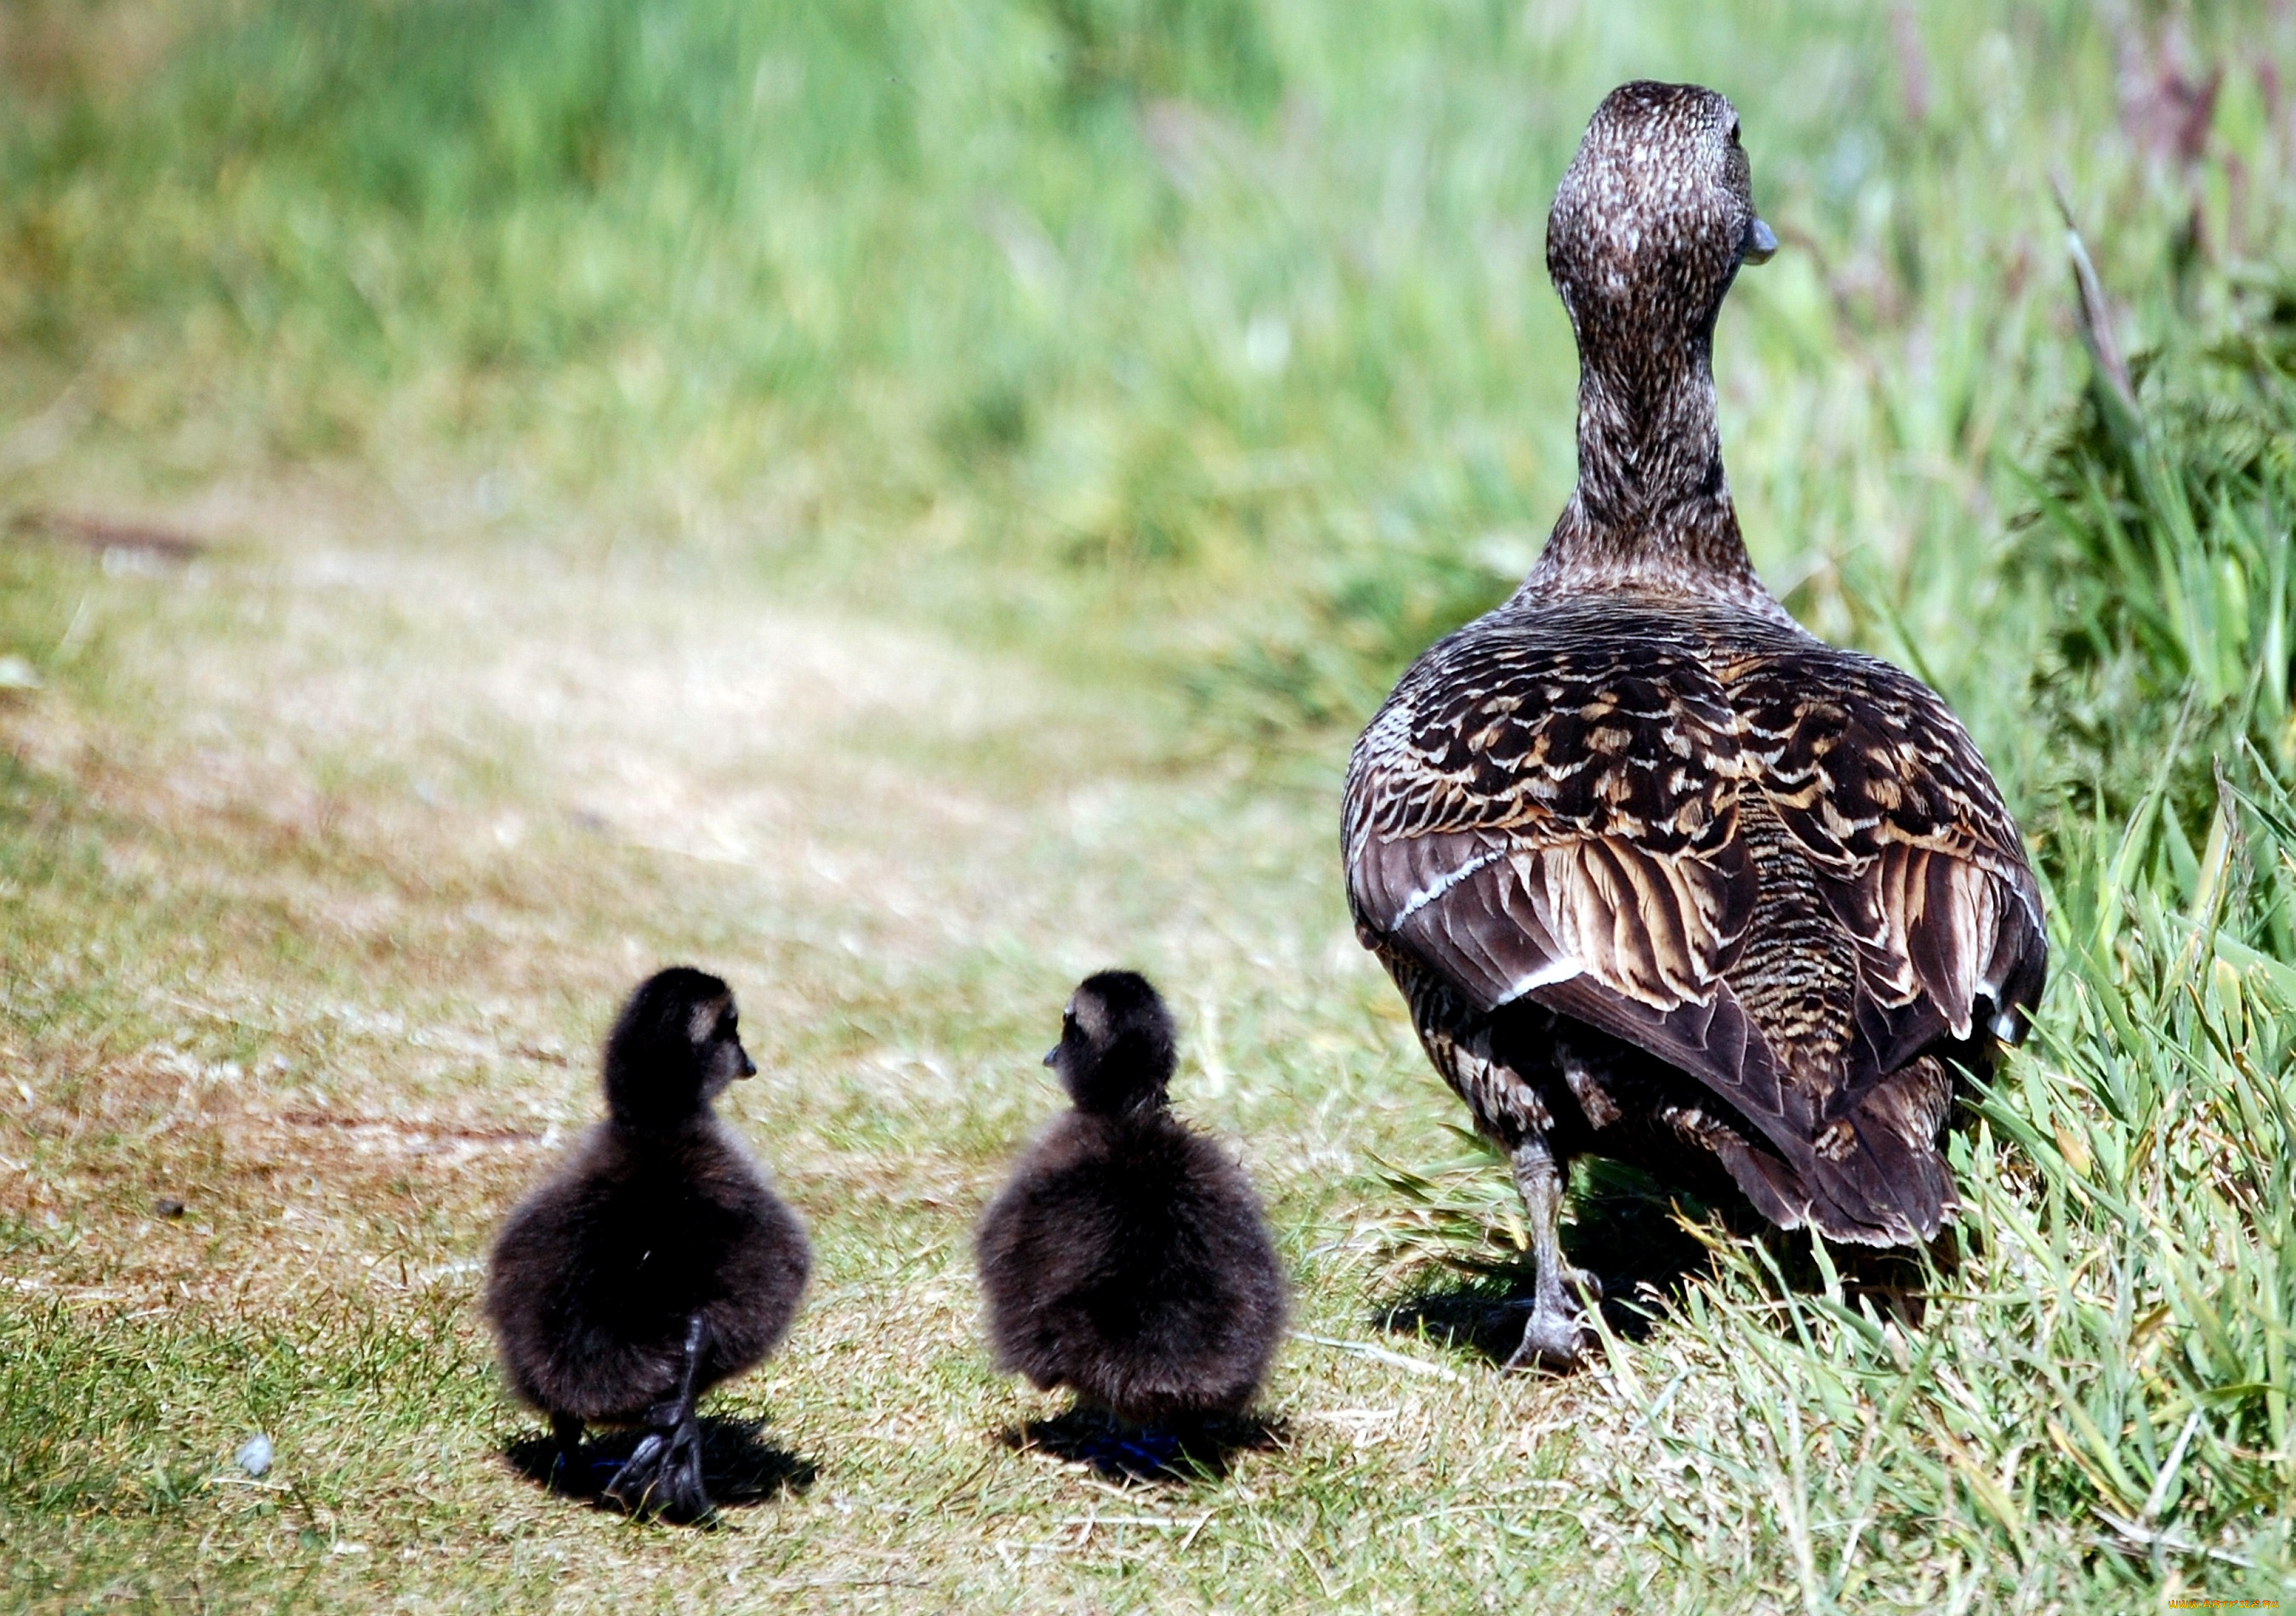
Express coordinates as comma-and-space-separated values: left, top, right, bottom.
1725, 643, 2048, 1083
1342, 621, 1778, 1119
1346, 616, 2047, 1243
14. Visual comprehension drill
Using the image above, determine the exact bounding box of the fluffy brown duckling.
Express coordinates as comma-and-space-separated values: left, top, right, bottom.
975, 971, 1287, 1439
484, 967, 810, 1521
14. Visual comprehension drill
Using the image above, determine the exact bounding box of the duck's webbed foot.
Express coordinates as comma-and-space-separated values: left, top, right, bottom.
605, 1314, 713, 1523
1500, 1134, 1600, 1372
1504, 1299, 1595, 1371
606, 1420, 709, 1522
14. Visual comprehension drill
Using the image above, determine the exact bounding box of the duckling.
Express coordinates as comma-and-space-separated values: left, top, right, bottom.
1343, 83, 2046, 1369
975, 971, 1287, 1432
484, 967, 810, 1521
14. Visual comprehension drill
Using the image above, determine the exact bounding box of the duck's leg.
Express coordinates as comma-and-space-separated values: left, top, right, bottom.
605, 1314, 713, 1522
1503, 1132, 1600, 1370
1376, 947, 1601, 1368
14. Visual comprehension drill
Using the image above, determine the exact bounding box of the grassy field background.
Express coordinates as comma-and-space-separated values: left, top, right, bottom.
4, 1, 2296, 1609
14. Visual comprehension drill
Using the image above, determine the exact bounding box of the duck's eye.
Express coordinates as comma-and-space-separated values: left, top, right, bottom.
1728, 118, 1742, 145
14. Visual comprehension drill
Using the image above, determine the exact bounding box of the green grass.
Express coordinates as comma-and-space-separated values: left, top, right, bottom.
5, 0, 2296, 1608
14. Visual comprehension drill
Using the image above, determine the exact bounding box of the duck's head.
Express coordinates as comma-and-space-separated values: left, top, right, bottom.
1547, 82, 1774, 359
602, 966, 757, 1126
1043, 970, 1176, 1118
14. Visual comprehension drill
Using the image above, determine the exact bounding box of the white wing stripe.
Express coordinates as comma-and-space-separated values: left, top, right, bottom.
1500, 957, 1585, 1004
1390, 845, 1507, 926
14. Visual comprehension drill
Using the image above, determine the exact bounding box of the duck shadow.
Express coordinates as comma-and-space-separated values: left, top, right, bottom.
1378, 1164, 1958, 1370
503, 1416, 817, 1516
998, 1406, 1286, 1486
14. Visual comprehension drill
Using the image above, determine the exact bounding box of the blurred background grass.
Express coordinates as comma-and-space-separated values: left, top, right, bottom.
8, 0, 2296, 1608
3, 0, 2280, 732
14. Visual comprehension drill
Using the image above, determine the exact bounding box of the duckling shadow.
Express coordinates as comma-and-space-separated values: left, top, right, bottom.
999, 1407, 1286, 1486
503, 1416, 817, 1514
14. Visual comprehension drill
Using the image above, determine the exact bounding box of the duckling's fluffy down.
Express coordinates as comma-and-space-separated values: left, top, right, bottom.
975, 1108, 1286, 1425
485, 1117, 810, 1424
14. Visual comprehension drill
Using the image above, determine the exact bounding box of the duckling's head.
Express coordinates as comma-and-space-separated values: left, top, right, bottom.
602, 966, 757, 1127
1547, 82, 1774, 360
1044, 970, 1176, 1118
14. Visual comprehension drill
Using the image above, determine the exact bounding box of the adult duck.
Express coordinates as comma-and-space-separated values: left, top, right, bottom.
1342, 82, 2045, 1368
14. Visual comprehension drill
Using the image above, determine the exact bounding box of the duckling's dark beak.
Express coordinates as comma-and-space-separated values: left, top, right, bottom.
737, 1051, 758, 1079
1742, 216, 1777, 265
1042, 1046, 1060, 1068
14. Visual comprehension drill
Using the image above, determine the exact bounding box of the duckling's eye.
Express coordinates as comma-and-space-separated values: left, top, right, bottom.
1727, 118, 1742, 145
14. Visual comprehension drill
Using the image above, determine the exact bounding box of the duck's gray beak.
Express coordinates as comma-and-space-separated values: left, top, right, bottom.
1043, 1046, 1060, 1068
1742, 216, 1777, 265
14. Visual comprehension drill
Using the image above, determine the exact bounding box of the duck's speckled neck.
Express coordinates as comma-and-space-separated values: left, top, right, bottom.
1506, 80, 1790, 622
1515, 316, 1778, 614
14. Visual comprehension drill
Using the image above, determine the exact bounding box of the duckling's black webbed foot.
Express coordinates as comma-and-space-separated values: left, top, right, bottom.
1029, 1405, 1191, 1481
605, 1419, 710, 1522
604, 1312, 714, 1523
1077, 1420, 1186, 1480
